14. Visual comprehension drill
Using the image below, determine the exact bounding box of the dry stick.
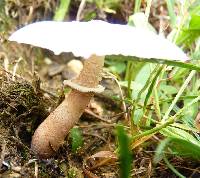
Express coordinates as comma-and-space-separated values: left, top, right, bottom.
85, 108, 111, 123
104, 71, 127, 121
31, 55, 104, 158
0, 66, 25, 81
76, 0, 86, 21
83, 169, 99, 178
12, 57, 22, 81
21, 159, 38, 178
0, 140, 6, 168
83, 133, 108, 143
163, 70, 196, 122
34, 161, 39, 178
2, 53, 9, 80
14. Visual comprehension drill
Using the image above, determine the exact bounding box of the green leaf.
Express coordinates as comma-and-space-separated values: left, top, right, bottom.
69, 127, 83, 153
182, 97, 199, 126
105, 60, 126, 74
176, 30, 200, 46
171, 68, 189, 82
189, 14, 200, 30
83, 11, 97, 21
166, 0, 176, 28
160, 85, 178, 95
89, 0, 120, 13
161, 126, 200, 146
176, 4, 200, 46
169, 138, 200, 160
133, 108, 144, 125
131, 63, 154, 100
155, 137, 200, 163
119, 81, 144, 91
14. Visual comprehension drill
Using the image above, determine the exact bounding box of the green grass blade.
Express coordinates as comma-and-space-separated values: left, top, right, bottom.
163, 156, 186, 178
116, 124, 132, 178
166, 0, 176, 28
163, 70, 196, 121
54, 0, 71, 21
153, 138, 170, 164
169, 137, 200, 160
106, 55, 200, 72
134, 0, 142, 13
145, 0, 153, 19
144, 65, 163, 110
131, 96, 200, 142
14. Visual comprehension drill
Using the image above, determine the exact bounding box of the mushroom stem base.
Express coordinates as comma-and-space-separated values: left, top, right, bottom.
31, 55, 104, 158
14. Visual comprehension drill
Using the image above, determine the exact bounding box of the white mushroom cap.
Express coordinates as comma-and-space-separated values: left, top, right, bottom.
9, 20, 188, 61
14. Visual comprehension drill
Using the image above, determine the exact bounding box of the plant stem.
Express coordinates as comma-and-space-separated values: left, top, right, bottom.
163, 156, 186, 178
153, 86, 161, 121
131, 95, 200, 145
131, 117, 174, 142
145, 0, 153, 19
163, 70, 196, 121
134, 0, 142, 13
53, 0, 71, 21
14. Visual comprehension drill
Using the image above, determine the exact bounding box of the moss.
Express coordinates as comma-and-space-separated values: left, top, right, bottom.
0, 79, 48, 144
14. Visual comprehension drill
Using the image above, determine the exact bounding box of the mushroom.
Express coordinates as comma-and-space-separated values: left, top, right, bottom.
9, 20, 188, 158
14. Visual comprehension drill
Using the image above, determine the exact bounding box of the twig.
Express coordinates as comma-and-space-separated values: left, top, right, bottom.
104, 71, 127, 121
83, 169, 99, 178
0, 140, 6, 169
83, 133, 108, 143
2, 52, 9, 80
0, 66, 26, 81
76, 0, 86, 21
34, 161, 39, 178
85, 109, 111, 123
163, 70, 196, 121
12, 57, 22, 81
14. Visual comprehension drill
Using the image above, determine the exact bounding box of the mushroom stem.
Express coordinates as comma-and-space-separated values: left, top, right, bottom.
31, 55, 104, 158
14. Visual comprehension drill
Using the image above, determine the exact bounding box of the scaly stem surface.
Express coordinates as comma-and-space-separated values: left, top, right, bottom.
31, 55, 104, 158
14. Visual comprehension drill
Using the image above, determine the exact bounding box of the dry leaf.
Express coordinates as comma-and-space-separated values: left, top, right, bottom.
131, 134, 155, 149
86, 151, 118, 170
90, 150, 117, 160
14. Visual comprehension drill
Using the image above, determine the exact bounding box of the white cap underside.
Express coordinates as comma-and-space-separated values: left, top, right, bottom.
9, 20, 188, 61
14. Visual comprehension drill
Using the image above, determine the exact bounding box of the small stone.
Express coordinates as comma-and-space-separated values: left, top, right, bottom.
44, 57, 52, 65
48, 63, 65, 77
62, 59, 83, 79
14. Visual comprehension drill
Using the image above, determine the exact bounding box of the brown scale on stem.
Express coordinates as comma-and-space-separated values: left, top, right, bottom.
31, 55, 104, 158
